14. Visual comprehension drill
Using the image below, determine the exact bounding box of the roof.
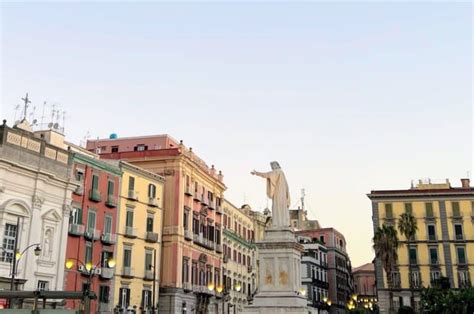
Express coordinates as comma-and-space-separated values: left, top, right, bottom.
367, 187, 474, 199
352, 262, 374, 273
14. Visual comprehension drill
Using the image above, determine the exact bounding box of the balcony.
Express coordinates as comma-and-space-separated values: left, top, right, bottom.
184, 229, 193, 241
200, 196, 208, 206
100, 267, 115, 280
144, 270, 154, 281
127, 190, 138, 201
223, 255, 228, 263
216, 205, 223, 214
185, 186, 193, 196
124, 226, 137, 238
208, 200, 215, 210
183, 282, 192, 292
193, 193, 201, 202
148, 198, 159, 207
68, 223, 85, 236
105, 194, 117, 208
89, 189, 101, 202
101, 233, 117, 245
145, 232, 159, 243
84, 228, 100, 241
73, 185, 84, 196
122, 266, 133, 278
215, 244, 223, 253
247, 265, 253, 273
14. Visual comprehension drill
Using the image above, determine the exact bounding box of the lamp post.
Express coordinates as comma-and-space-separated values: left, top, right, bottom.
5, 217, 42, 309
65, 257, 116, 313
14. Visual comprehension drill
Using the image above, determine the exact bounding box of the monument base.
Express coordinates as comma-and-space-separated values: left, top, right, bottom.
243, 227, 315, 314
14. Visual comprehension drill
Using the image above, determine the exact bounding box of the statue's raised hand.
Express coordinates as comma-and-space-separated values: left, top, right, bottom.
251, 170, 257, 175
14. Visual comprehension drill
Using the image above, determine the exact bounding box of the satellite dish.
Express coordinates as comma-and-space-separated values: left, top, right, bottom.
48, 122, 53, 128
53, 123, 59, 129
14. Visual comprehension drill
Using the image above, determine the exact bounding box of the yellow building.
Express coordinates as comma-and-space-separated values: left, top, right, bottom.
368, 178, 474, 313
110, 161, 165, 312
222, 200, 257, 313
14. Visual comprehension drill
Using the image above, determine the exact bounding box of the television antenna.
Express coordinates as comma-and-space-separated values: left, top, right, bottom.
21, 93, 31, 120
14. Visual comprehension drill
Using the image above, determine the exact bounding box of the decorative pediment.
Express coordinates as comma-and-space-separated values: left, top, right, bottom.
41, 209, 62, 222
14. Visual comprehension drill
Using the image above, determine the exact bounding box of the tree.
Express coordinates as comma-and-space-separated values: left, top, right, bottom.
397, 212, 418, 309
373, 224, 399, 312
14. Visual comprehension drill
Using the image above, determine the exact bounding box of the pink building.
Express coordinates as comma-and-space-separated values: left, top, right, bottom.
352, 262, 376, 298
297, 228, 354, 313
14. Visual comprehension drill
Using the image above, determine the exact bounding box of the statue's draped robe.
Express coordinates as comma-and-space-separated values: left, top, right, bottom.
258, 169, 290, 227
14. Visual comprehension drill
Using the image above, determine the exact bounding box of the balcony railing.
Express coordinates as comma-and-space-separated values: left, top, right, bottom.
145, 232, 159, 243
223, 254, 228, 263
144, 270, 154, 281
68, 223, 85, 236
184, 229, 193, 241
100, 267, 115, 280
148, 198, 159, 207
216, 205, 223, 214
73, 185, 84, 196
122, 266, 133, 278
193, 193, 201, 202
208, 200, 215, 210
84, 228, 100, 241
105, 195, 117, 208
89, 189, 101, 202
101, 233, 117, 245
215, 244, 223, 253
185, 186, 193, 196
124, 226, 137, 238
127, 190, 138, 201
247, 265, 253, 273
200, 196, 208, 206
183, 282, 192, 292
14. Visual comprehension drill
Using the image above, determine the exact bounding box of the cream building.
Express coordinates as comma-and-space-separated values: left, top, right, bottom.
0, 120, 78, 305
222, 200, 257, 313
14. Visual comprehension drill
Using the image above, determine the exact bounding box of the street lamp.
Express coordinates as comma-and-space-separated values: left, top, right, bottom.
5, 241, 42, 308
65, 257, 116, 313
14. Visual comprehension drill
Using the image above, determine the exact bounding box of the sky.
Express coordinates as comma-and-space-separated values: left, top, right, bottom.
0, 2, 472, 267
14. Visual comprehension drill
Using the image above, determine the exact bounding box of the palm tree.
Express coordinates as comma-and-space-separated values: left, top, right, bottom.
373, 224, 399, 313
398, 212, 418, 309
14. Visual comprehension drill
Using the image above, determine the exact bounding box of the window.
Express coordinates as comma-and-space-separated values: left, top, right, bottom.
452, 202, 460, 217
141, 290, 152, 309
215, 228, 221, 245
37, 280, 49, 291
385, 203, 393, 219
111, 146, 119, 153
429, 247, 438, 265
430, 271, 440, 284
135, 144, 148, 151
118, 287, 130, 308
233, 249, 236, 261
243, 254, 246, 266
75, 168, 84, 181
101, 251, 113, 268
459, 271, 470, 287
99, 285, 110, 303
85, 242, 93, 264
405, 203, 413, 214
192, 261, 198, 284
107, 180, 114, 196
123, 248, 132, 267
427, 225, 436, 241
104, 215, 112, 235
409, 247, 418, 265
457, 247, 466, 264
182, 258, 189, 283
146, 216, 154, 232
87, 210, 96, 232
238, 252, 242, 264
183, 210, 189, 230
454, 224, 463, 240
320, 236, 325, 244
128, 176, 135, 191
70, 207, 82, 225
145, 250, 153, 271
411, 271, 421, 288
126, 210, 134, 228
425, 203, 434, 218
91, 174, 99, 191
247, 256, 251, 266
148, 184, 156, 199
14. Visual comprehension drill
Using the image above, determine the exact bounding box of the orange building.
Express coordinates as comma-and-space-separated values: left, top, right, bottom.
88, 135, 225, 313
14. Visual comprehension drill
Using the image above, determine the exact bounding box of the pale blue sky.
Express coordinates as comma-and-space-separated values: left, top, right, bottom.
1, 2, 472, 266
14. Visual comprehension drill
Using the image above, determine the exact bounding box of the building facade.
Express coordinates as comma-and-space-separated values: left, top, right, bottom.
352, 263, 376, 304
297, 228, 353, 313
111, 161, 164, 313
88, 136, 225, 314
368, 178, 474, 313
64, 152, 122, 313
298, 236, 329, 313
222, 200, 257, 313
0, 120, 77, 307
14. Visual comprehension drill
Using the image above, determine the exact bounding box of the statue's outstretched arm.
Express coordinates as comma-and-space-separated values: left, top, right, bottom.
251, 170, 270, 178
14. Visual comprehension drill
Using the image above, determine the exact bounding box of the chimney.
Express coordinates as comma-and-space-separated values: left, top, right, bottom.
461, 178, 470, 188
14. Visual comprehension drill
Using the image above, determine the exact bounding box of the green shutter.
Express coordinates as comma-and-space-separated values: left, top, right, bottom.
405, 203, 413, 214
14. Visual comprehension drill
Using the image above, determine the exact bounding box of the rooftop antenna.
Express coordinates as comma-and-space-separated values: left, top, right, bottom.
21, 93, 31, 120
300, 188, 306, 211
40, 101, 47, 126
13, 104, 20, 123
62, 111, 66, 133
48, 104, 56, 129
29, 103, 37, 126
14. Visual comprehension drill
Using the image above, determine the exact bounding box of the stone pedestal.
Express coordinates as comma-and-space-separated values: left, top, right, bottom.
243, 227, 316, 314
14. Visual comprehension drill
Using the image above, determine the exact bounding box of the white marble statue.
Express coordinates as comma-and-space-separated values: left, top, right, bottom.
251, 161, 291, 228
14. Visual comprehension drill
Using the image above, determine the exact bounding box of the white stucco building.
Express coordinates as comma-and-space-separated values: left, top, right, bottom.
0, 120, 77, 303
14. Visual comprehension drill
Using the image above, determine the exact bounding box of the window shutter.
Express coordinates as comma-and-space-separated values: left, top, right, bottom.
126, 288, 130, 307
